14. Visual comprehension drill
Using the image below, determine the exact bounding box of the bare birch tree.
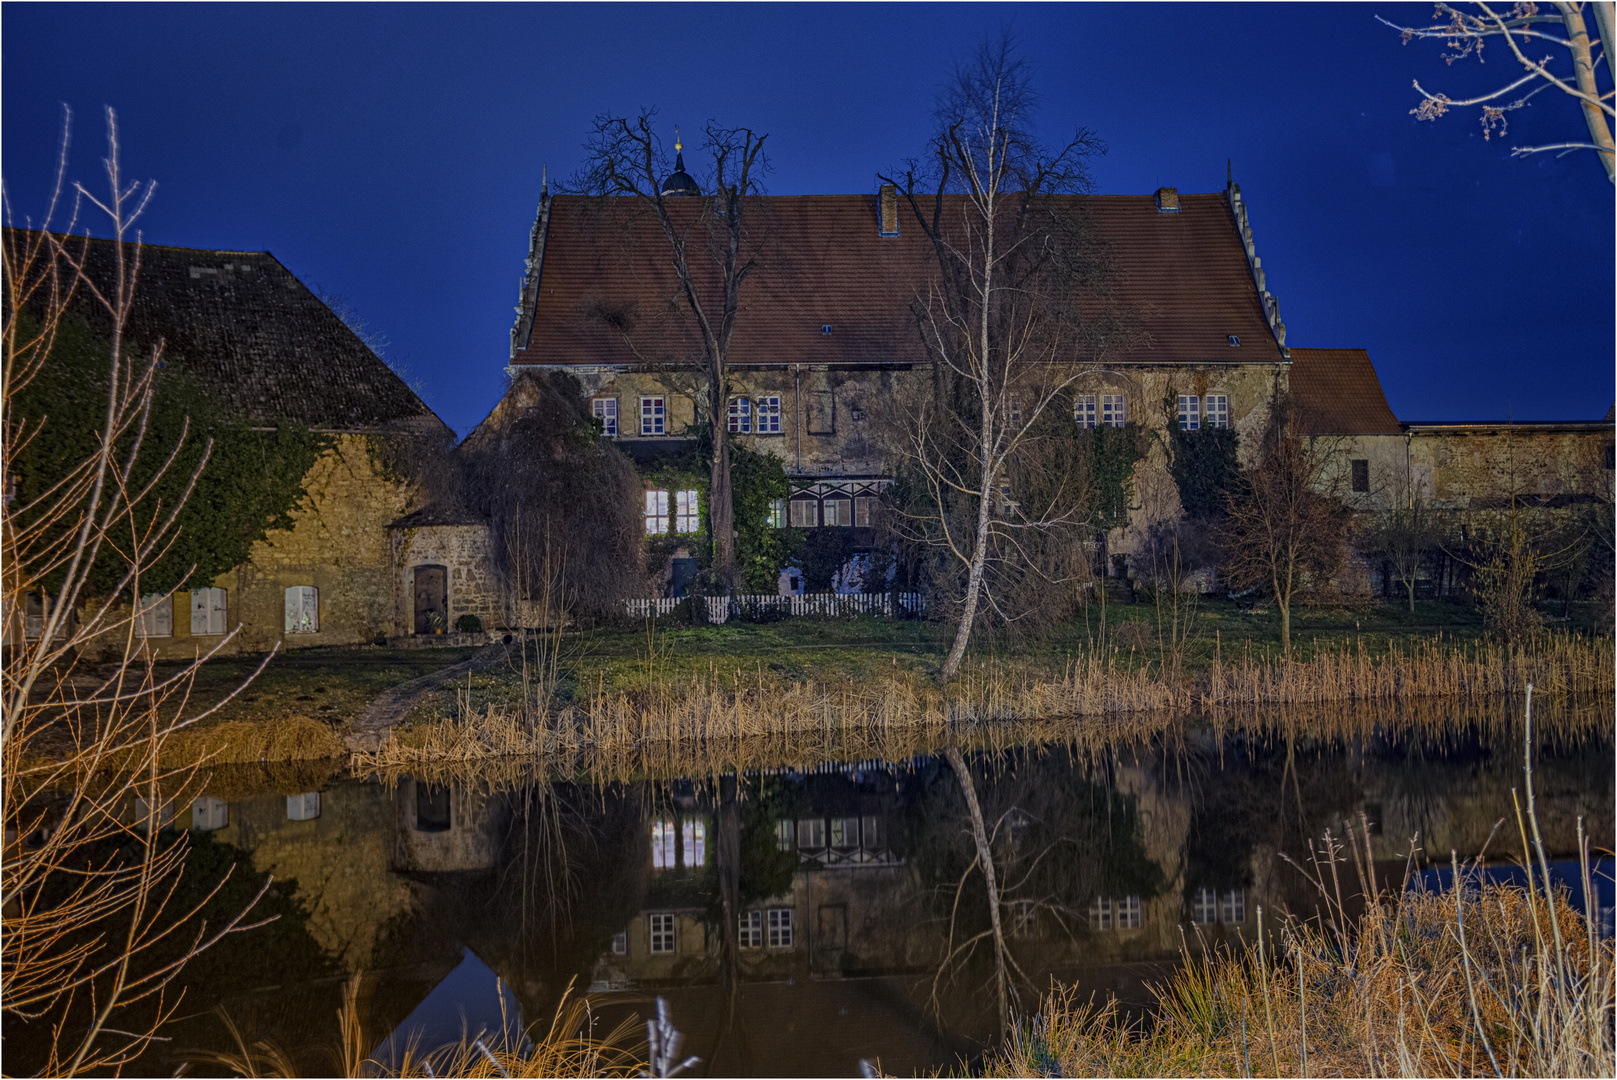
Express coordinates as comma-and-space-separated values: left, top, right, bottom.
1381, 1, 1616, 182
571, 116, 769, 593
881, 38, 1132, 680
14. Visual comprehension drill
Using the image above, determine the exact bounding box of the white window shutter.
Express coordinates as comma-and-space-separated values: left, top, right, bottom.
210, 588, 228, 635
191, 591, 210, 635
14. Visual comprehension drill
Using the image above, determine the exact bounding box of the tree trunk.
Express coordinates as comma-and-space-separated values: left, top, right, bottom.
943, 746, 1012, 1037
942, 456, 994, 680
1559, 1, 1616, 183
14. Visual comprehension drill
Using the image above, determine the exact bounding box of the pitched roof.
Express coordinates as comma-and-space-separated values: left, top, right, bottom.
1287, 348, 1402, 435
511, 191, 1284, 369
63, 236, 449, 435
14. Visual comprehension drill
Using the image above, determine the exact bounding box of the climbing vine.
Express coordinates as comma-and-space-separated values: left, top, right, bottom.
1082, 422, 1144, 531
1162, 386, 1240, 518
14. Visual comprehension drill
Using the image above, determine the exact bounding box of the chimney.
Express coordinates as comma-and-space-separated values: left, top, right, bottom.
878, 183, 899, 237
1154, 187, 1180, 213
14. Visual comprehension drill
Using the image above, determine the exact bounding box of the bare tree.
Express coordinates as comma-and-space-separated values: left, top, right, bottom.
1361, 489, 1445, 613
1381, 2, 1616, 182
881, 37, 1133, 680
571, 116, 769, 592
3, 109, 272, 1075
1219, 401, 1352, 652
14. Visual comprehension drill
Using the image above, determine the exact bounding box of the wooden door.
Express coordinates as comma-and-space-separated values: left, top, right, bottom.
413, 565, 447, 634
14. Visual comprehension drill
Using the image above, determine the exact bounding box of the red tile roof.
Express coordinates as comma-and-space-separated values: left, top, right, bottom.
511, 191, 1284, 368
1288, 348, 1403, 434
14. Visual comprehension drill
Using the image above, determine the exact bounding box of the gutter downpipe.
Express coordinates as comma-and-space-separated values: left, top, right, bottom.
795, 364, 802, 471
1406, 431, 1414, 509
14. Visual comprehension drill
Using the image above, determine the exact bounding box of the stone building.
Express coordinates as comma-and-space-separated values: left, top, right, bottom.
62, 239, 458, 654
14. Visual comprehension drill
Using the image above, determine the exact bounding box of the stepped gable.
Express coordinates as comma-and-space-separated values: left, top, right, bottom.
67, 236, 448, 434
1288, 347, 1403, 434
510, 190, 1284, 369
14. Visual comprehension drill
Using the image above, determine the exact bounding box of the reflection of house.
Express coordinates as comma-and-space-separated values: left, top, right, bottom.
391, 780, 507, 873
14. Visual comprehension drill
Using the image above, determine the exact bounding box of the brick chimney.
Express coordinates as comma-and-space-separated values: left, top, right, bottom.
879, 183, 900, 236
1154, 187, 1180, 213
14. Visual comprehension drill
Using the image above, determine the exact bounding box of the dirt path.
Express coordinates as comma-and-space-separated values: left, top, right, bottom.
344, 643, 505, 752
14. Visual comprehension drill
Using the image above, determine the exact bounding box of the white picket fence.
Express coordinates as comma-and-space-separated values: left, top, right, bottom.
625, 592, 925, 623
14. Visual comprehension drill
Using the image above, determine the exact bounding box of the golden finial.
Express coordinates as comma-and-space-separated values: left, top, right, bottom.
674, 126, 683, 154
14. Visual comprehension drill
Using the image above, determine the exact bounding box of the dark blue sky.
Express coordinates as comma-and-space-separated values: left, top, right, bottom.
5, 3, 1612, 437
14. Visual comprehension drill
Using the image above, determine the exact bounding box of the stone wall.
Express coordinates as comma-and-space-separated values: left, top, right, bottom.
391, 523, 503, 636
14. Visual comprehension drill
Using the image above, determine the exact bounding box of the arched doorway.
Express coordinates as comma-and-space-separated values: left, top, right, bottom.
413, 565, 447, 634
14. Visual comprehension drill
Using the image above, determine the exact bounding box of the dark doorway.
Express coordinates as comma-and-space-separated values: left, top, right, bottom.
413, 565, 447, 634
668, 557, 699, 598
414, 783, 452, 833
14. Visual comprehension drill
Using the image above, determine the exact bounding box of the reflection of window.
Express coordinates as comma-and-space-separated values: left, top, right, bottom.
286, 792, 321, 821
775, 820, 794, 851
1220, 889, 1246, 924
137, 593, 173, 637
830, 816, 861, 848
611, 930, 628, 955
190, 587, 227, 636
682, 819, 707, 868
1193, 887, 1218, 926
1205, 395, 1229, 429
768, 498, 786, 529
768, 907, 793, 948
649, 912, 676, 954
797, 818, 826, 849
191, 797, 228, 831
1075, 395, 1097, 429
415, 784, 452, 833
739, 910, 763, 949
861, 815, 879, 847
640, 396, 666, 436
1088, 896, 1112, 931
1116, 895, 1142, 929
675, 489, 701, 534
593, 397, 618, 437
757, 396, 782, 434
644, 490, 670, 535
822, 497, 851, 526
789, 498, 818, 528
1102, 395, 1128, 427
284, 586, 318, 634
1010, 899, 1036, 937
651, 818, 676, 869
1177, 395, 1201, 431
727, 397, 752, 433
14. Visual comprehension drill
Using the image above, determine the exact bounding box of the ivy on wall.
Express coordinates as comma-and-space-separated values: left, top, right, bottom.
1082, 422, 1144, 531
1169, 426, 1241, 518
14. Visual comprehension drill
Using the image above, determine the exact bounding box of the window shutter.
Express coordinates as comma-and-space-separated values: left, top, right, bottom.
192, 591, 209, 635
210, 588, 228, 635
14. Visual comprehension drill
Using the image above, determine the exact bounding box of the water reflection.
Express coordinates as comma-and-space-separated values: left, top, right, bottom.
82, 709, 1615, 1077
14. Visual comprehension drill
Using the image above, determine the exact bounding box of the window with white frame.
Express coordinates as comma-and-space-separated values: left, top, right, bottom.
797, 818, 826, 849
822, 496, 852, 527
861, 815, 879, 847
1220, 889, 1246, 923
682, 819, 707, 867
854, 496, 874, 528
1088, 896, 1112, 931
190, 587, 227, 636
640, 396, 665, 436
1177, 395, 1201, 431
284, 586, 318, 634
286, 792, 321, 821
739, 910, 763, 949
727, 396, 752, 433
675, 489, 701, 534
1193, 887, 1218, 925
136, 593, 173, 638
767, 907, 794, 948
789, 498, 819, 528
1116, 894, 1143, 929
651, 818, 676, 869
593, 397, 618, 437
649, 912, 676, 954
1010, 898, 1037, 938
1204, 395, 1229, 429
775, 819, 794, 851
1102, 395, 1128, 427
756, 396, 782, 434
191, 797, 228, 831
644, 490, 670, 535
611, 930, 628, 955
767, 498, 786, 529
1075, 394, 1098, 429
830, 816, 861, 848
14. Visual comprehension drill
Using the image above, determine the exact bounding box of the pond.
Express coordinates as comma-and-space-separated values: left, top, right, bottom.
11, 704, 1615, 1077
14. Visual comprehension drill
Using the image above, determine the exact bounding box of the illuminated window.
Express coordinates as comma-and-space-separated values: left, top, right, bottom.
727, 397, 752, 433
775, 819, 794, 851
740, 910, 763, 949
1075, 394, 1098, 429
651, 818, 676, 869
822, 497, 852, 526
1177, 395, 1201, 431
1116, 895, 1142, 929
643, 490, 670, 535
854, 496, 874, 528
136, 593, 173, 638
768, 907, 794, 948
1221, 889, 1246, 923
1193, 887, 1218, 926
190, 587, 227, 636
1088, 896, 1112, 931
284, 586, 318, 634
789, 498, 819, 528
1102, 395, 1128, 428
830, 816, 861, 848
593, 397, 618, 436
640, 396, 665, 436
756, 396, 782, 434
796, 818, 826, 849
1205, 395, 1229, 429
767, 498, 786, 529
682, 819, 707, 868
675, 489, 701, 534
649, 912, 675, 954
861, 815, 879, 847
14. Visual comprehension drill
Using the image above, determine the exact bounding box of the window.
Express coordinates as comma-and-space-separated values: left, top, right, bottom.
682, 818, 707, 867
651, 818, 675, 869
284, 586, 318, 634
822, 496, 852, 526
23, 592, 45, 640
797, 818, 826, 849
1220, 889, 1246, 924
1102, 395, 1128, 428
1075, 394, 1098, 429
640, 396, 665, 436
861, 815, 879, 847
415, 784, 452, 833
789, 498, 819, 528
1205, 395, 1230, 429
1010, 899, 1037, 938
611, 930, 628, 955
756, 396, 782, 434
190, 587, 227, 636
1177, 395, 1201, 431
768, 498, 786, 529
768, 907, 794, 948
136, 593, 173, 638
1351, 459, 1370, 493
727, 396, 752, 433
191, 797, 228, 831
1193, 887, 1218, 926
740, 910, 763, 949
286, 792, 320, 821
775, 819, 794, 851
649, 912, 676, 954
593, 397, 618, 436
1116, 895, 1143, 929
675, 489, 701, 534
644, 490, 670, 535
1088, 896, 1112, 931
854, 496, 874, 528
830, 816, 861, 848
